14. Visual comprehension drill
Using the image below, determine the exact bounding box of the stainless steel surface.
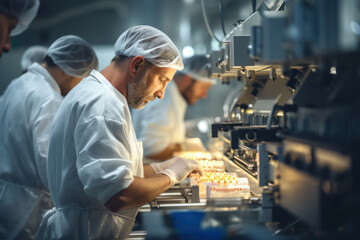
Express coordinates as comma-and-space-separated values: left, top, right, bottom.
157, 192, 183, 198
139, 204, 151, 213
164, 185, 181, 193
156, 202, 207, 210
222, 156, 262, 196
155, 198, 186, 204
125, 230, 147, 240
233, 154, 255, 171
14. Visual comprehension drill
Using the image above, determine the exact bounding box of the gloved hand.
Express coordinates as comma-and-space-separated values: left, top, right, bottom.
150, 157, 179, 174
180, 137, 205, 151
160, 158, 203, 186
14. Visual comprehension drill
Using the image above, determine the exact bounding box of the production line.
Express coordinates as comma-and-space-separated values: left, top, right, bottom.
132, 151, 261, 239
136, 0, 360, 239
141, 151, 251, 210
1, 0, 359, 239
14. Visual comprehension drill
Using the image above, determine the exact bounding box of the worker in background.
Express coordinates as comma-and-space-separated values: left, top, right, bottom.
20, 45, 47, 73
35, 25, 202, 240
0, 35, 98, 240
0, 0, 40, 58
132, 55, 215, 161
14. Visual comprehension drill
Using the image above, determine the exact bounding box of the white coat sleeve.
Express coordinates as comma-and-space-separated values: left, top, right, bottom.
74, 116, 134, 205
138, 99, 176, 156
32, 98, 61, 188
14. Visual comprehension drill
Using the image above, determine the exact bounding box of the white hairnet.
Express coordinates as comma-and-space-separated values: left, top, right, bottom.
0, 0, 40, 36
47, 35, 98, 78
182, 55, 216, 84
21, 45, 47, 71
114, 25, 183, 71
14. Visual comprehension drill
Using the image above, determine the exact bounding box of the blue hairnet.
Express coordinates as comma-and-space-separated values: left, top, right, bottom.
114, 25, 183, 71
47, 35, 98, 78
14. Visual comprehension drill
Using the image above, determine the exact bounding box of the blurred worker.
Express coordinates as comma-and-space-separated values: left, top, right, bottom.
20, 45, 47, 73
35, 25, 202, 240
132, 55, 215, 161
0, 0, 40, 58
0, 35, 98, 240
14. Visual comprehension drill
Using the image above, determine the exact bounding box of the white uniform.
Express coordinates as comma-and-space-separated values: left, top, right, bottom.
132, 81, 187, 158
36, 70, 144, 240
0, 63, 61, 239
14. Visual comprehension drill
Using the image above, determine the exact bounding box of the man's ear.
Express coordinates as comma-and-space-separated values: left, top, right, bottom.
129, 56, 146, 77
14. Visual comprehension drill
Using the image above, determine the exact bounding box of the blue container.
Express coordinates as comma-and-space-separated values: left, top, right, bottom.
169, 211, 225, 240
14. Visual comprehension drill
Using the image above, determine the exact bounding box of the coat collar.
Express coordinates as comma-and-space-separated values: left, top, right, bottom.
28, 63, 61, 96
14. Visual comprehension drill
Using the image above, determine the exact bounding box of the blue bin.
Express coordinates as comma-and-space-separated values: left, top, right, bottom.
169, 211, 225, 240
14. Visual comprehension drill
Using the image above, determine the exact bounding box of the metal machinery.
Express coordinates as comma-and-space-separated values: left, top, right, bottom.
208, 0, 360, 238
134, 0, 360, 239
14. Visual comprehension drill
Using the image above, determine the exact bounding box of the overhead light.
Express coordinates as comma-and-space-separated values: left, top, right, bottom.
197, 120, 209, 133
211, 39, 220, 51
184, 0, 195, 4
350, 21, 360, 35
183, 45, 194, 58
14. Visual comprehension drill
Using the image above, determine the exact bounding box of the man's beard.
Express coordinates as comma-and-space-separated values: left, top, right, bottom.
127, 69, 149, 109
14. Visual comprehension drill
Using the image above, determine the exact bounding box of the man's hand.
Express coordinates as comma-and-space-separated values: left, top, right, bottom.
160, 158, 203, 186
150, 157, 179, 174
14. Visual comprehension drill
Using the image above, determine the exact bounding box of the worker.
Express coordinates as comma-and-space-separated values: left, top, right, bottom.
35, 25, 203, 240
20, 45, 47, 73
0, 0, 40, 58
0, 35, 98, 240
132, 55, 215, 161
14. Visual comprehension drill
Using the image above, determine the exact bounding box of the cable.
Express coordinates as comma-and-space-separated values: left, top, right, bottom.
219, 0, 226, 37
30, 0, 126, 30
272, 219, 301, 236
201, 0, 222, 44
252, 0, 257, 13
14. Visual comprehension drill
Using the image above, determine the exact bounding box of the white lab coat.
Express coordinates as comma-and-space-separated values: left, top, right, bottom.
0, 63, 61, 239
35, 70, 144, 240
132, 81, 187, 159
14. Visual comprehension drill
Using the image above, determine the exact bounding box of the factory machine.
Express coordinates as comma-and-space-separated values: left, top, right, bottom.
134, 0, 360, 239
208, 0, 360, 238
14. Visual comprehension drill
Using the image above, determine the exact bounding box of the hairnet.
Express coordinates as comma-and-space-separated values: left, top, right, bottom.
114, 25, 183, 71
47, 35, 98, 78
182, 55, 216, 84
20, 45, 47, 71
0, 0, 40, 36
